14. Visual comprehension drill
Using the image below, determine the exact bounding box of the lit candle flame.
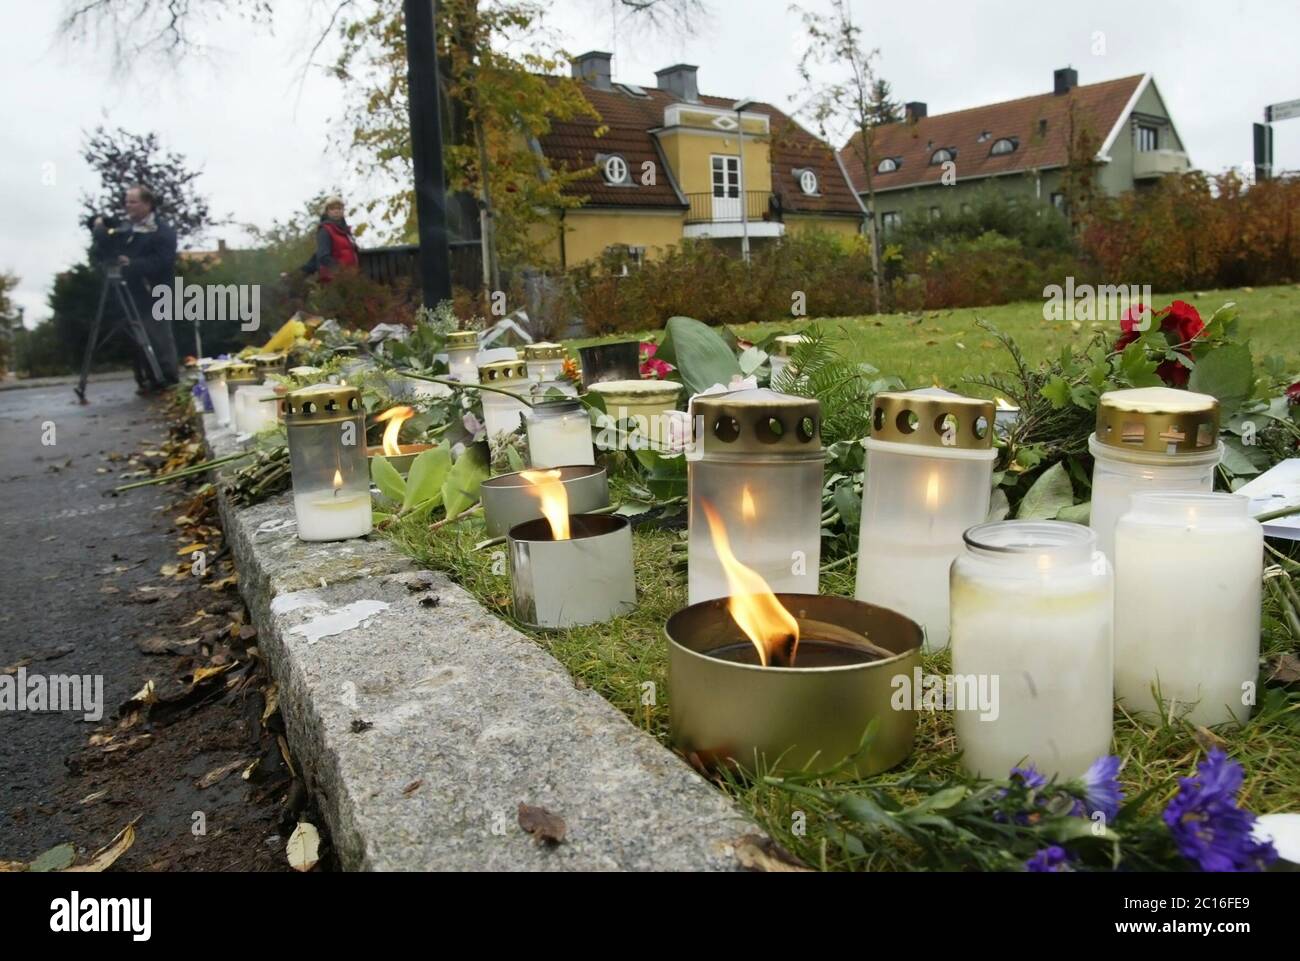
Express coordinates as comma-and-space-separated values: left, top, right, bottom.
332, 468, 343, 497
741, 485, 756, 522
375, 405, 416, 457
700, 500, 799, 667
520, 469, 570, 541
925, 472, 940, 511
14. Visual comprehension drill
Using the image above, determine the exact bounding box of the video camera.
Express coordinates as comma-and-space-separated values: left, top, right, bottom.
86, 213, 130, 273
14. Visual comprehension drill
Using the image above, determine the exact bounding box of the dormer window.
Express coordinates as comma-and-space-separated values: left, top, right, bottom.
976, 131, 991, 143
601, 154, 630, 185
797, 169, 819, 195
930, 147, 955, 165
989, 137, 1018, 156
877, 157, 899, 173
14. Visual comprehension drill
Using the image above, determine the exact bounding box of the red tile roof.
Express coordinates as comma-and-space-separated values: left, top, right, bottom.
839, 74, 1145, 194
538, 80, 864, 217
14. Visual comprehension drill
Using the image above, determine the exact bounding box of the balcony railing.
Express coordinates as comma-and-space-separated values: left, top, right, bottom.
1134, 149, 1191, 180
684, 191, 780, 225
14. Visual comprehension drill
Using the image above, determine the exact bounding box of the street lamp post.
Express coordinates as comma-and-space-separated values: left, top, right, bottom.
734, 98, 754, 264
404, 0, 453, 306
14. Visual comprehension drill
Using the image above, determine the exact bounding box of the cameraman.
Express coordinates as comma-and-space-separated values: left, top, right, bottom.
92, 184, 179, 392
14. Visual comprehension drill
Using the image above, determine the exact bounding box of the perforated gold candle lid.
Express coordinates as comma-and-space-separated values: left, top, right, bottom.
693, 388, 821, 458
283, 383, 363, 425
1094, 387, 1219, 455
446, 331, 478, 349
250, 352, 286, 370
204, 362, 231, 382
224, 361, 257, 383
771, 334, 809, 358
479, 359, 528, 384
524, 342, 565, 361
870, 388, 995, 451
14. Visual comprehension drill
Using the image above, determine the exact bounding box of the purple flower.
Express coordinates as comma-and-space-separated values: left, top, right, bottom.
1011, 765, 1047, 791
1163, 750, 1278, 872
1080, 755, 1123, 821
1025, 846, 1073, 872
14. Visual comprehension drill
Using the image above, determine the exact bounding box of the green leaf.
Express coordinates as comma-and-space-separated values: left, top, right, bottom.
658, 316, 742, 395
832, 483, 861, 528
1219, 436, 1265, 477
442, 443, 489, 519
1055, 501, 1092, 524
403, 446, 452, 512
29, 843, 76, 873
370, 455, 406, 506
505, 444, 526, 473
1017, 462, 1075, 520
372, 509, 393, 524
987, 487, 1010, 522
1116, 341, 1161, 387
906, 786, 968, 815
1041, 375, 1071, 409
1188, 344, 1253, 419
738, 345, 767, 377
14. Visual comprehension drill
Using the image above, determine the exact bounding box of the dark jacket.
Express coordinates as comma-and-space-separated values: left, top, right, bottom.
120, 217, 178, 304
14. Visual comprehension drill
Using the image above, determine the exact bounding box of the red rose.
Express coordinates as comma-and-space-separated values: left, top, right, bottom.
1156, 300, 1204, 344
1156, 357, 1191, 387
1115, 303, 1149, 351
1286, 381, 1300, 406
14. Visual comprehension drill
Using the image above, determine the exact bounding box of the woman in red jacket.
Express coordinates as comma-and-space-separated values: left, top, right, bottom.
301, 196, 359, 283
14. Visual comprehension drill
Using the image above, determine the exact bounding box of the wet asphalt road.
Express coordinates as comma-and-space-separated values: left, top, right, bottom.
0, 377, 180, 858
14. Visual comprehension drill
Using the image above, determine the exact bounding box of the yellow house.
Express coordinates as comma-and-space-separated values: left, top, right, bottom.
535, 53, 866, 266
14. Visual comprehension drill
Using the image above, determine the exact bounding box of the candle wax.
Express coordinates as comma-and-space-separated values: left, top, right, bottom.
704, 638, 881, 668
293, 491, 372, 542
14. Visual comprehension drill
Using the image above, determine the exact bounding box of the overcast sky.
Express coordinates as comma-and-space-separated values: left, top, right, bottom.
3, 0, 1299, 325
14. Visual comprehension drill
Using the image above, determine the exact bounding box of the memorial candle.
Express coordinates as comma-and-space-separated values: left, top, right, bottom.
950, 521, 1113, 781
284, 384, 372, 542
1113, 492, 1262, 726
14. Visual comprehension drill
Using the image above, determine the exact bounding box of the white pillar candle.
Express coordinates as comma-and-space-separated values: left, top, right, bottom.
951, 521, 1113, 781
855, 389, 995, 651
1088, 387, 1221, 560
293, 491, 373, 541
525, 401, 594, 468
1114, 492, 1261, 726
444, 331, 480, 384
208, 374, 231, 426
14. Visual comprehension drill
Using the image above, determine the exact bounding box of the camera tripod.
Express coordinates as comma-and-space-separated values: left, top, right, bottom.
74, 265, 163, 404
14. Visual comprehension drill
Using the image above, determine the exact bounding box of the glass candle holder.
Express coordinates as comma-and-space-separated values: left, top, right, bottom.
1114, 492, 1261, 726
525, 399, 594, 468
524, 342, 566, 383
445, 331, 480, 384
587, 379, 683, 445
768, 334, 808, 383
205, 363, 232, 426
579, 341, 640, 387
1088, 387, 1221, 560
235, 384, 279, 436
250, 352, 286, 382
223, 363, 258, 429
855, 388, 996, 651
951, 521, 1113, 781
478, 359, 532, 447
284, 384, 372, 542
688, 388, 823, 604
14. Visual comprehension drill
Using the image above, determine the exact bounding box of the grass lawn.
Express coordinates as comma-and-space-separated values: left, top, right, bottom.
572, 283, 1300, 389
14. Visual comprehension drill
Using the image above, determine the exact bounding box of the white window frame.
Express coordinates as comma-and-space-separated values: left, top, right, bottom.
881, 211, 902, 232
930, 148, 954, 165
797, 169, 819, 195
1137, 124, 1159, 152
602, 154, 630, 185
877, 157, 898, 173
990, 138, 1017, 156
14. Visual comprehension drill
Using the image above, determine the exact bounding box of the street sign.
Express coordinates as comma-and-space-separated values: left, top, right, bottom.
1266, 98, 1300, 123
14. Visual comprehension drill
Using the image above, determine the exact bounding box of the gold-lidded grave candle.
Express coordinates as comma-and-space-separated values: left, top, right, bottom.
284, 383, 372, 542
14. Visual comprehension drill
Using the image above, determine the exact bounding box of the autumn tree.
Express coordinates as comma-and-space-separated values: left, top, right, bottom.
80, 126, 213, 239
794, 0, 886, 313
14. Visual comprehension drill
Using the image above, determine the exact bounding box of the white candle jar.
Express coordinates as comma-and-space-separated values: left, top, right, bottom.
855, 389, 996, 651
1088, 387, 1221, 560
768, 334, 808, 384
524, 399, 594, 468
206, 363, 232, 426
445, 330, 480, 384
1114, 492, 1261, 726
478, 359, 532, 447
524, 342, 567, 383
284, 384, 372, 542
235, 384, 279, 436
951, 521, 1113, 781
688, 389, 823, 604
250, 352, 286, 382
223, 363, 258, 430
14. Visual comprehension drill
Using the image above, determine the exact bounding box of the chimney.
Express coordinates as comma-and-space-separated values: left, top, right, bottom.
904, 101, 927, 122
1054, 67, 1078, 96
654, 63, 699, 103
572, 51, 613, 90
